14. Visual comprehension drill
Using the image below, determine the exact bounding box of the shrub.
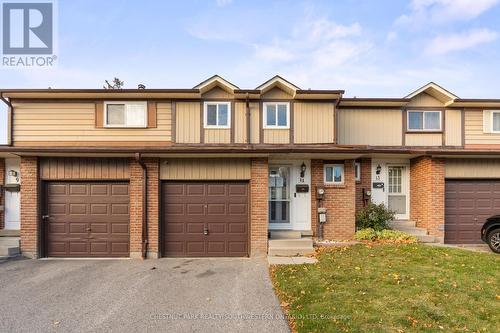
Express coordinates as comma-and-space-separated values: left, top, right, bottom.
356, 203, 395, 231
354, 228, 376, 241
354, 228, 418, 243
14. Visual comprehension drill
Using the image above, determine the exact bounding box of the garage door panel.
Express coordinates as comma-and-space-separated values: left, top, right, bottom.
46, 182, 129, 257
445, 179, 500, 244
163, 182, 249, 257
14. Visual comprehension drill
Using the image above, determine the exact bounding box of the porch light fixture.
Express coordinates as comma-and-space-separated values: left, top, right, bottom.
8, 170, 17, 177
300, 162, 306, 178
376, 164, 382, 175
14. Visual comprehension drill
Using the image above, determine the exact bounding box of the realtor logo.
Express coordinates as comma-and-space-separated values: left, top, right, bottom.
1, 1, 57, 67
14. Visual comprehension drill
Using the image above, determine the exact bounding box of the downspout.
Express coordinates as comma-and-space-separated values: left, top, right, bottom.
0, 93, 13, 146
134, 153, 148, 259
245, 93, 251, 144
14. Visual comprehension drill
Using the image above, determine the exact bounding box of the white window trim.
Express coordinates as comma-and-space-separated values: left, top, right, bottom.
490, 110, 500, 133
407, 110, 442, 131
355, 162, 361, 182
103, 101, 148, 128
263, 102, 290, 129
324, 164, 344, 185
203, 101, 231, 129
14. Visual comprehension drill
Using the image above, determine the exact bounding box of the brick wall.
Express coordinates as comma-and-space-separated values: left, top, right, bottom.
355, 158, 371, 216
250, 158, 268, 257
20, 157, 38, 258
311, 159, 356, 240
129, 158, 160, 259
410, 156, 445, 242
0, 159, 4, 229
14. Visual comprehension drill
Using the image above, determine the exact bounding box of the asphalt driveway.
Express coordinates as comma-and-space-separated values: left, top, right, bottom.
0, 257, 290, 333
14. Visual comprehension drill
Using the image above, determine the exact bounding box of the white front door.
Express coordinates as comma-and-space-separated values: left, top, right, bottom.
5, 191, 20, 230
268, 161, 311, 231
387, 166, 409, 220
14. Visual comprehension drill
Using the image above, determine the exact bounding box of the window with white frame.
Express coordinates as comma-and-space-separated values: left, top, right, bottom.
324, 164, 344, 184
355, 162, 361, 182
104, 101, 147, 128
492, 111, 500, 132
407, 110, 441, 131
204, 102, 230, 128
263, 102, 289, 128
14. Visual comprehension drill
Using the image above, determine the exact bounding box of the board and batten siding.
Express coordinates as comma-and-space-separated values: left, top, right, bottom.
40, 157, 130, 180
263, 129, 289, 144
445, 109, 462, 146
446, 159, 500, 178
249, 102, 260, 144
406, 92, 443, 107
12, 102, 172, 144
204, 129, 230, 143
465, 109, 500, 145
337, 109, 402, 146
175, 102, 200, 143
160, 159, 251, 180
294, 102, 334, 144
234, 102, 247, 143
405, 133, 442, 146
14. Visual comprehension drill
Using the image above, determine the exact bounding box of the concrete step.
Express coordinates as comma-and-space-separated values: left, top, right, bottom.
268, 247, 315, 257
390, 220, 417, 228
0, 229, 20, 237
0, 237, 20, 247
393, 226, 428, 236
269, 238, 313, 248
417, 235, 436, 243
0, 245, 20, 257
269, 230, 302, 239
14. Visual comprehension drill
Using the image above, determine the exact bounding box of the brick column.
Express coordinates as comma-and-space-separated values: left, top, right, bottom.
250, 158, 268, 257
129, 158, 160, 259
410, 157, 445, 242
311, 159, 356, 240
0, 159, 4, 230
20, 157, 38, 258
355, 158, 371, 215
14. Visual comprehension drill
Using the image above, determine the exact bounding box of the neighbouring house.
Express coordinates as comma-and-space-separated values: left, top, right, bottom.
0, 75, 498, 259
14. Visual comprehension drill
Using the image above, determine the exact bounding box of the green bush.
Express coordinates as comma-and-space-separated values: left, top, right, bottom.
356, 203, 395, 231
354, 228, 418, 243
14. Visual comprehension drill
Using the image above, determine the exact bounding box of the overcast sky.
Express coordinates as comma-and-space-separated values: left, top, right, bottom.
1, 0, 500, 143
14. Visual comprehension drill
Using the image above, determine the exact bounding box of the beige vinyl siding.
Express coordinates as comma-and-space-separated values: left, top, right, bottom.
176, 102, 200, 143
160, 158, 251, 180
204, 129, 230, 143
407, 92, 443, 107
250, 102, 260, 143
465, 109, 500, 144
405, 133, 442, 146
337, 109, 402, 146
12, 102, 171, 142
234, 102, 247, 143
261, 87, 292, 99
294, 102, 334, 143
263, 129, 289, 144
202, 86, 233, 99
446, 159, 500, 178
40, 157, 130, 180
445, 109, 462, 146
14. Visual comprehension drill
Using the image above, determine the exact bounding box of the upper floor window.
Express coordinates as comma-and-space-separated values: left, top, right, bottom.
104, 101, 147, 128
491, 111, 500, 132
264, 102, 289, 129
407, 110, 441, 131
324, 164, 344, 185
204, 102, 230, 128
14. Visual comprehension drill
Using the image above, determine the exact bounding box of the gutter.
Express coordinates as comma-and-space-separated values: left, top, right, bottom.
134, 153, 148, 259
0, 92, 13, 146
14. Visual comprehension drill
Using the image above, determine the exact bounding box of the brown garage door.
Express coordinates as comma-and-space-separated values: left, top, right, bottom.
45, 182, 130, 257
162, 182, 249, 257
445, 180, 500, 244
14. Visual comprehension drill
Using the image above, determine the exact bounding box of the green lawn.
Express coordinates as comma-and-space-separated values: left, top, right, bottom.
271, 244, 500, 333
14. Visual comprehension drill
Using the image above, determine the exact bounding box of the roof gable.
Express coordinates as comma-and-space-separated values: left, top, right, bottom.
405, 82, 458, 105
256, 75, 300, 96
193, 75, 239, 94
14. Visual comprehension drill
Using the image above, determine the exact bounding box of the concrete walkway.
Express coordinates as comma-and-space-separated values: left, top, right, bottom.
424, 243, 493, 253
0, 257, 290, 333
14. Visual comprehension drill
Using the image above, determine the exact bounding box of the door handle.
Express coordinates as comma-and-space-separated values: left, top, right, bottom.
42, 215, 50, 220
86, 227, 91, 232
203, 227, 209, 235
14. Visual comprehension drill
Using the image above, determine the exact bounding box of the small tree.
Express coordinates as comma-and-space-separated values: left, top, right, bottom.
356, 203, 395, 231
103, 77, 124, 89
